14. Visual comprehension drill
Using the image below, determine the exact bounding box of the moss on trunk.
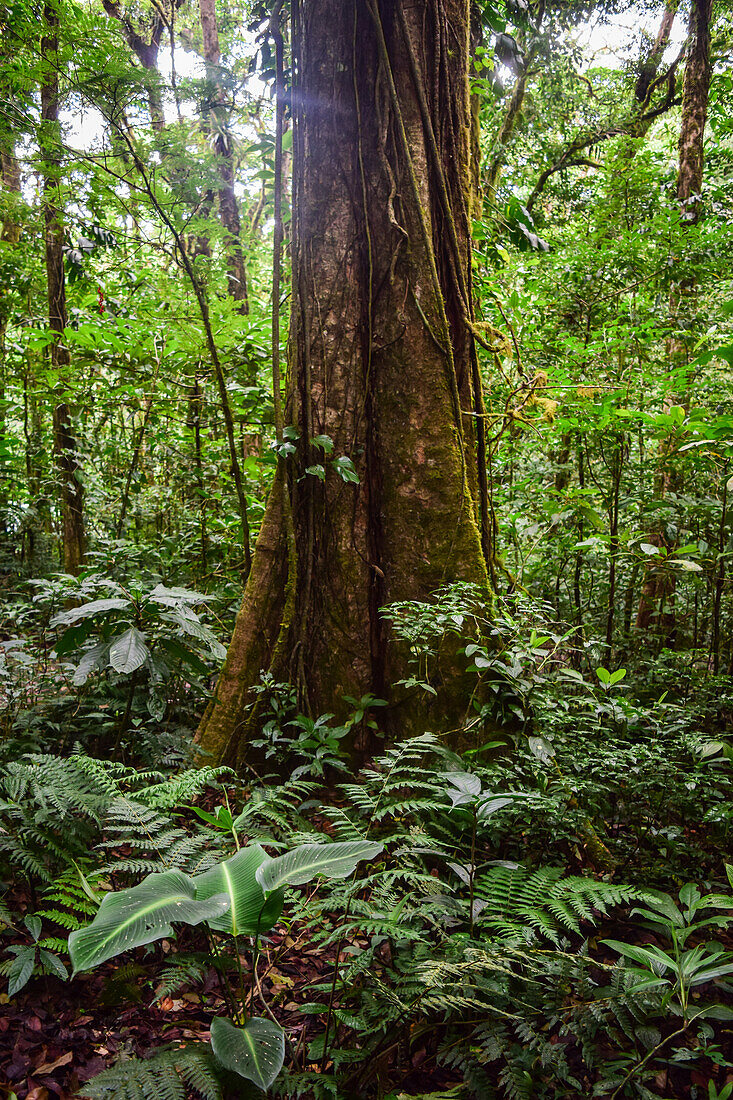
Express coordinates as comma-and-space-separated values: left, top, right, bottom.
198, 0, 493, 767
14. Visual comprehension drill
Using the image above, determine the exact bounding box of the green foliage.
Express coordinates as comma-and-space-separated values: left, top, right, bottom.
472, 864, 649, 944
604, 879, 733, 1023
78, 1045, 225, 1100
0, 752, 230, 884
210, 1016, 285, 1092
1, 0, 733, 1096
68, 838, 383, 1091
0, 913, 67, 996
42, 576, 226, 721
68, 869, 230, 973
193, 844, 284, 936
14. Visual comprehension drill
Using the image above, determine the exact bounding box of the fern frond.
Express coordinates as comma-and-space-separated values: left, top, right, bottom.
154, 955, 210, 1002
79, 1045, 223, 1100
473, 866, 647, 945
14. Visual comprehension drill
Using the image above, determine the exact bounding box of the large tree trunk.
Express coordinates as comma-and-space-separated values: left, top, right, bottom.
41, 0, 85, 575
198, 0, 491, 767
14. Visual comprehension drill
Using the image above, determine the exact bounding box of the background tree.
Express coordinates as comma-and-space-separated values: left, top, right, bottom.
41, 0, 85, 574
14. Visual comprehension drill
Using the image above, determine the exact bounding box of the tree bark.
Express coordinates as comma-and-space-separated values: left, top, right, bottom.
676, 0, 713, 221
41, 0, 85, 575
100, 0, 169, 132
636, 0, 714, 640
635, 1, 678, 106
198, 0, 249, 311
0, 146, 21, 546
198, 0, 491, 767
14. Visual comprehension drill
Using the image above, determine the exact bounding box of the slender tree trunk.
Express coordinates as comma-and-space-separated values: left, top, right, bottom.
676, 0, 713, 219
485, 68, 528, 207
622, 560, 641, 645
636, 0, 713, 641
528, 0, 681, 214
116, 387, 155, 537
635, 1, 678, 106
605, 437, 623, 653
0, 147, 21, 546
198, 0, 491, 767
198, 0, 249, 311
41, 0, 84, 574
712, 467, 727, 674
188, 378, 209, 576
101, 0, 167, 132
574, 437, 585, 633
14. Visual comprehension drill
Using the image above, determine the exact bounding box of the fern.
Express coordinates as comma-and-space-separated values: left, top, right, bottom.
99, 796, 224, 878
36, 867, 100, 931
472, 865, 648, 944
233, 778, 320, 844
154, 954, 211, 1002
0, 754, 230, 886
135, 766, 233, 810
0, 754, 109, 882
79, 1045, 224, 1100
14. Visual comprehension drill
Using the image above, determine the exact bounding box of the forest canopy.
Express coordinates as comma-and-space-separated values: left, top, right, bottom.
1, 0, 733, 1096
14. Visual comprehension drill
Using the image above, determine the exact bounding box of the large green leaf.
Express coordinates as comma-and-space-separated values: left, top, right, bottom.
51, 597, 129, 627
109, 626, 149, 674
69, 869, 229, 974
72, 642, 111, 686
194, 845, 283, 936
7, 946, 36, 997
255, 841, 383, 894
210, 1016, 285, 1091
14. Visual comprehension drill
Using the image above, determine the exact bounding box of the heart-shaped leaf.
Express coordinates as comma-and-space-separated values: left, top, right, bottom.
528, 735, 555, 764
255, 841, 382, 894
210, 1015, 285, 1091
69, 869, 229, 974
194, 845, 283, 936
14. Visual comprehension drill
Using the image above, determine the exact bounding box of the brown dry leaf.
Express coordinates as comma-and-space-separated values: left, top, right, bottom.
35, 1051, 74, 1076
268, 971, 294, 989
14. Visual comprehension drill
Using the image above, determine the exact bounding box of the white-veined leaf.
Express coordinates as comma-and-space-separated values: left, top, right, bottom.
210, 1015, 284, 1091
69, 869, 229, 974
194, 845, 283, 936
51, 597, 129, 627
72, 642, 110, 686
528, 735, 555, 764
446, 772, 481, 806
255, 841, 382, 894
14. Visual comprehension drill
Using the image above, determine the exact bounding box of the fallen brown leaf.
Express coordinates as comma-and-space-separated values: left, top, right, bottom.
35, 1051, 73, 1075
